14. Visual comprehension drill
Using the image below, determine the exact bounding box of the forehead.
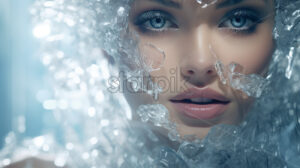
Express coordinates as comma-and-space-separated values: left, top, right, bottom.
144, 0, 270, 6
131, 0, 273, 14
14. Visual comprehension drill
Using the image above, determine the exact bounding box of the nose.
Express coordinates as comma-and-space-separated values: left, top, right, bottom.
179, 26, 218, 87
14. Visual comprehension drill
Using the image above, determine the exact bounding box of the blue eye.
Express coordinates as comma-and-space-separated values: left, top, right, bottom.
150, 17, 166, 29
230, 16, 247, 28
219, 9, 260, 32
224, 15, 255, 30
134, 10, 178, 32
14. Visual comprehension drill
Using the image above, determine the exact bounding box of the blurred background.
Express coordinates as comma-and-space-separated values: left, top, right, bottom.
0, 0, 49, 149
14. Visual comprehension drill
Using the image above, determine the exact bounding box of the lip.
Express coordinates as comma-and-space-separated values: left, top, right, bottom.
170, 88, 230, 120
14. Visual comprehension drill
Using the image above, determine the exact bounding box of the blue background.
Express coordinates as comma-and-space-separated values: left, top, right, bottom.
0, 0, 47, 148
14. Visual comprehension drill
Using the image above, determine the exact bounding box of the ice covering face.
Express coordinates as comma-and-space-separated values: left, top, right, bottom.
0, 0, 300, 168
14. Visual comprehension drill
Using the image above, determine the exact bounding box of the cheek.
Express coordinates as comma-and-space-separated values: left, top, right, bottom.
213, 25, 274, 74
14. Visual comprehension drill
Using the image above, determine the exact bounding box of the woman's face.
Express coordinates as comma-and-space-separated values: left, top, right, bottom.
126, 0, 275, 138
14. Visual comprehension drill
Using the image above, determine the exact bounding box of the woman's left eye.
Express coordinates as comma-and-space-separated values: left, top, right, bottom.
134, 10, 178, 32
219, 9, 260, 32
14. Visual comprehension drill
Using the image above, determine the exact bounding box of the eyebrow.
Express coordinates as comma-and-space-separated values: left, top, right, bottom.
216, 0, 246, 8
216, 0, 267, 9
149, 0, 181, 9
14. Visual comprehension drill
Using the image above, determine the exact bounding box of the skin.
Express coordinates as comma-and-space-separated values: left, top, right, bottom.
126, 0, 275, 139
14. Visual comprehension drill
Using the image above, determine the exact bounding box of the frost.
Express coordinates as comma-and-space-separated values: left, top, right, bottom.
137, 104, 169, 127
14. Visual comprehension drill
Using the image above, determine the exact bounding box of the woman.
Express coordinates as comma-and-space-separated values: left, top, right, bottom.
3, 0, 300, 167
125, 0, 275, 139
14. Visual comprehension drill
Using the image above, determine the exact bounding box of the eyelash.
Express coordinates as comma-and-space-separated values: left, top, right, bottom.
134, 10, 178, 33
219, 9, 261, 34
134, 9, 261, 34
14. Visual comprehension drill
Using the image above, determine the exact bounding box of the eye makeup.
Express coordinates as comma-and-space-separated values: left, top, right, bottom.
132, 5, 268, 36
133, 10, 178, 33
218, 8, 265, 34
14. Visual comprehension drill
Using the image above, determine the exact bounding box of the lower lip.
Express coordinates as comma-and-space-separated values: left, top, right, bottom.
171, 102, 229, 120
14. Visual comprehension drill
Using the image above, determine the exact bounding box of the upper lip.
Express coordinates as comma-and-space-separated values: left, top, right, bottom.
170, 87, 230, 103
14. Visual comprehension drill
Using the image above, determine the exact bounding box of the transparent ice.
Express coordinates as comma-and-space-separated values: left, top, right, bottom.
137, 104, 169, 127
196, 0, 218, 8
210, 45, 269, 98
140, 43, 166, 72
1, 0, 300, 168
214, 61, 269, 98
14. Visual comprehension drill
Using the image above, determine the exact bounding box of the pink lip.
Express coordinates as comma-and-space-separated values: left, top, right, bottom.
170, 88, 230, 120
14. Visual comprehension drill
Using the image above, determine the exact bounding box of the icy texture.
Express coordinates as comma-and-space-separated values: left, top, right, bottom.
215, 61, 269, 98
227, 63, 269, 98
196, 0, 218, 8
137, 104, 181, 142
215, 60, 228, 85
137, 104, 169, 127
140, 43, 166, 72
211, 45, 269, 98
1, 0, 300, 168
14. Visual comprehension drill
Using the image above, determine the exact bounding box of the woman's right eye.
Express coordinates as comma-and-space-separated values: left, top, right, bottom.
134, 10, 178, 32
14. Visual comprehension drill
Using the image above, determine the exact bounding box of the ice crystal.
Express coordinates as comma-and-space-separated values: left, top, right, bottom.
1, 0, 300, 168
